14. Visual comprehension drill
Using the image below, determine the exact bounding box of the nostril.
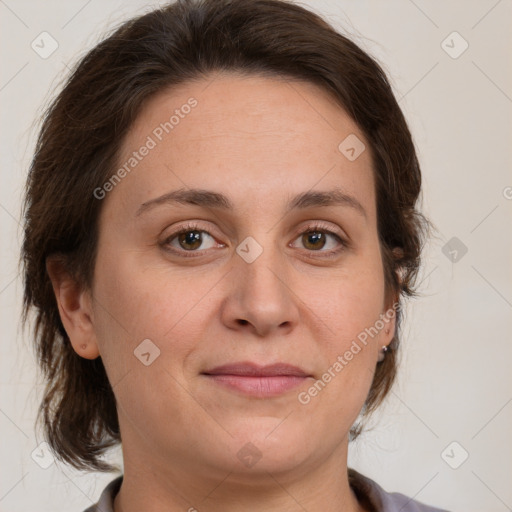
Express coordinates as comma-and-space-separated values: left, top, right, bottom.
238, 319, 249, 325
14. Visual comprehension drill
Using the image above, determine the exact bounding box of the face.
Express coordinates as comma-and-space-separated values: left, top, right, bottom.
79, 72, 396, 482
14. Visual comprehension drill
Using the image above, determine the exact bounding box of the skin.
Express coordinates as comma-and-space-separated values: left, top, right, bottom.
48, 71, 396, 512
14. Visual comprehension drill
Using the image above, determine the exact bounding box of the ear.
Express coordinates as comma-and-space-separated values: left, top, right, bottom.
382, 246, 404, 345
381, 291, 399, 347
46, 256, 100, 360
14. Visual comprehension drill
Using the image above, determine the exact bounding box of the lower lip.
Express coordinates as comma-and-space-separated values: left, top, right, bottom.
204, 375, 308, 397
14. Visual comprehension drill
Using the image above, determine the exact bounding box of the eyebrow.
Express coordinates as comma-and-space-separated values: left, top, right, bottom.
136, 187, 367, 219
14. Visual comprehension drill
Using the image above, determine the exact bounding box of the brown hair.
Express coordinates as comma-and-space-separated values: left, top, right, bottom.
22, 0, 428, 472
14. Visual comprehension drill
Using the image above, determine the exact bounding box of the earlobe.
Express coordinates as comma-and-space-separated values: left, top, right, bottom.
46, 256, 100, 360
377, 298, 397, 362
381, 290, 399, 346
384, 246, 404, 345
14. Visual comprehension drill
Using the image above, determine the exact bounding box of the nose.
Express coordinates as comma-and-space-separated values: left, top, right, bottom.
219, 237, 300, 338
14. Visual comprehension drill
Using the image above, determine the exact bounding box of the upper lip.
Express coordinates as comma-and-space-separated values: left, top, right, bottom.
202, 362, 311, 377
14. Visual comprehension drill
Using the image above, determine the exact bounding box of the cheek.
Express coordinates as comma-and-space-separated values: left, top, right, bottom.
90, 247, 216, 369
89, 253, 205, 426
301, 254, 386, 404
332, 275, 386, 345
304, 256, 386, 351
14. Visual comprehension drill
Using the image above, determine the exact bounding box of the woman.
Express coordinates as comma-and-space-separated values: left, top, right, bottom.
21, 0, 448, 510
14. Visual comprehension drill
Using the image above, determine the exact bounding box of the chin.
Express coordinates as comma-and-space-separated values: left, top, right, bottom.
218, 419, 317, 475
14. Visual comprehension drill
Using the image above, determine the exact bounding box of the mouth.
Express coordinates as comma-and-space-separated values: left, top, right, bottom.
201, 362, 313, 398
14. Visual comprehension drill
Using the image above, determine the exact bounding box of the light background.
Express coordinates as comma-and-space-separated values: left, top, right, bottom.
1, 0, 511, 511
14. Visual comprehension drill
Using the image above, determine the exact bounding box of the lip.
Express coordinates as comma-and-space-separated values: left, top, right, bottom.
203, 362, 310, 377
202, 362, 312, 398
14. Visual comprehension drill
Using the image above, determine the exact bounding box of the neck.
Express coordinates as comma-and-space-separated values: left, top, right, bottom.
113, 434, 365, 512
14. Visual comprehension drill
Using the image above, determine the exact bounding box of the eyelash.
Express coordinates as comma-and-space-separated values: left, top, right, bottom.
160, 221, 347, 259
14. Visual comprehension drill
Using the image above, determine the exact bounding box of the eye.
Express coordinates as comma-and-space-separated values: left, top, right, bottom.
161, 221, 346, 258
162, 223, 223, 255
290, 223, 346, 256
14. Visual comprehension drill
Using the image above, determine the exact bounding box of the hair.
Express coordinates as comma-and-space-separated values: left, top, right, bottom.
22, 0, 428, 472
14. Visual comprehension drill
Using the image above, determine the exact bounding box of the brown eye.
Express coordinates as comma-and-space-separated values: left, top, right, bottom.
177, 230, 203, 250
289, 223, 347, 258
163, 227, 219, 254
302, 231, 327, 250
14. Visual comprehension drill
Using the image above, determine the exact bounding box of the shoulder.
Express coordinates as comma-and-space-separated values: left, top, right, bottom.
348, 468, 452, 512
82, 476, 123, 512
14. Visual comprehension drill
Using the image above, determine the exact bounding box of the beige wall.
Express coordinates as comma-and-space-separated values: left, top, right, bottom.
1, 1, 510, 510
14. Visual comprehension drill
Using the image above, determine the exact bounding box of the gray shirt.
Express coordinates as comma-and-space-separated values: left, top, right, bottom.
83, 469, 451, 512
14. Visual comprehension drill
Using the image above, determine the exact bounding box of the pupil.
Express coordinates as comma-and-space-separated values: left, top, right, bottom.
305, 231, 325, 249
180, 231, 202, 249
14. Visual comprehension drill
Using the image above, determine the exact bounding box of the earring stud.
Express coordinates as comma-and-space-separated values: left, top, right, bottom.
377, 345, 388, 362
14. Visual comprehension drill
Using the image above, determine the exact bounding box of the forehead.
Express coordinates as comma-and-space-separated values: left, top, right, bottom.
107, 72, 376, 221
